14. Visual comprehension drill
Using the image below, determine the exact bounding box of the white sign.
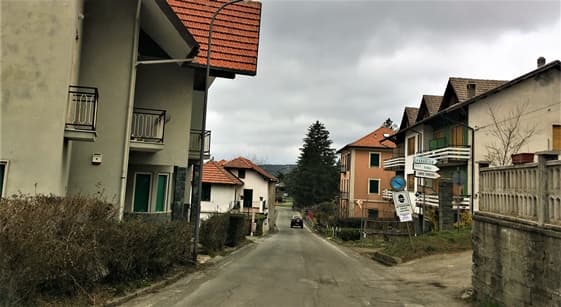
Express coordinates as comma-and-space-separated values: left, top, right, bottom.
415, 170, 441, 179
392, 191, 413, 222
413, 163, 440, 172
413, 156, 438, 165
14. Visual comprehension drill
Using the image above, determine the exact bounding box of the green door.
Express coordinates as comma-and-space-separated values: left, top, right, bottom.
0, 164, 5, 197
155, 174, 167, 212
134, 174, 151, 212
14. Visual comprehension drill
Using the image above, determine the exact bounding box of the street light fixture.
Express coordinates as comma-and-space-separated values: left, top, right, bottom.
191, 0, 257, 262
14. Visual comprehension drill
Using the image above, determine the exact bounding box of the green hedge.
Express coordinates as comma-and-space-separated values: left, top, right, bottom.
338, 228, 361, 241
200, 214, 229, 254
226, 214, 247, 247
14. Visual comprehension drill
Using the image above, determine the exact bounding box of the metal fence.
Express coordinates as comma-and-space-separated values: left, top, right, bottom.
65, 85, 98, 131
131, 108, 166, 143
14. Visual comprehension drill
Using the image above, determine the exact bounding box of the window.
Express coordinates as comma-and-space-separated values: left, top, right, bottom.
407, 174, 415, 191
407, 136, 415, 155
451, 126, 465, 146
201, 183, 211, 201
238, 169, 246, 178
155, 174, 169, 212
553, 125, 561, 150
133, 173, 152, 212
368, 179, 380, 194
369, 152, 380, 168
0, 162, 6, 197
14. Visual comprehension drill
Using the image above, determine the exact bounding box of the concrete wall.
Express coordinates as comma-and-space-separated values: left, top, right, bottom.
129, 63, 193, 167
473, 212, 561, 306
0, 0, 84, 195
68, 0, 138, 202
201, 184, 236, 213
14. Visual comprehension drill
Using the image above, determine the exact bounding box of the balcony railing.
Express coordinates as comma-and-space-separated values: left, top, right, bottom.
415, 194, 470, 210
189, 129, 211, 157
416, 146, 470, 162
131, 108, 166, 143
382, 189, 393, 200
65, 86, 98, 131
383, 156, 405, 169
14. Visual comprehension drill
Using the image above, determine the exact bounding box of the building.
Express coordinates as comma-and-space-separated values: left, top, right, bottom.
0, 0, 262, 221
337, 127, 396, 220
200, 160, 243, 219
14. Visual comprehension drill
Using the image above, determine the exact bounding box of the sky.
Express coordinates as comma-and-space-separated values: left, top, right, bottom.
206, 0, 561, 165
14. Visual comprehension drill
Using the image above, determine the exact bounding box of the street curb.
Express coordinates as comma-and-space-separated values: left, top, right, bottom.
371, 251, 403, 266
103, 239, 261, 306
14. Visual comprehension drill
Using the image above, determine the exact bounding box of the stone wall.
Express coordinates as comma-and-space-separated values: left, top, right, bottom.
472, 212, 561, 306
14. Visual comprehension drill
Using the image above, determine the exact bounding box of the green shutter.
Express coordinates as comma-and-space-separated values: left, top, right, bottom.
155, 175, 167, 212
134, 174, 151, 212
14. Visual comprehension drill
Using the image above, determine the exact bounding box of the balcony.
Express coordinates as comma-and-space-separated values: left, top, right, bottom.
384, 156, 405, 170
189, 129, 211, 160
415, 194, 470, 210
417, 137, 470, 164
382, 189, 393, 200
64, 86, 98, 142
129, 108, 166, 152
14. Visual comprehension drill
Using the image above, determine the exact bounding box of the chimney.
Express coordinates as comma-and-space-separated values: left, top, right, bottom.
537, 57, 546, 67
467, 83, 476, 99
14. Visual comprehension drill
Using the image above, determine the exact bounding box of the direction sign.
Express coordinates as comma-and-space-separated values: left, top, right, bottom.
413, 163, 440, 172
415, 170, 441, 179
392, 191, 413, 222
413, 156, 437, 165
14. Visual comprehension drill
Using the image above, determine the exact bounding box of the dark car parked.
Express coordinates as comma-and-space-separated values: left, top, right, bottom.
290, 215, 303, 228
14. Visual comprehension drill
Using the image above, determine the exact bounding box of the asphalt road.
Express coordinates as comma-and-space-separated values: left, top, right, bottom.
122, 206, 470, 307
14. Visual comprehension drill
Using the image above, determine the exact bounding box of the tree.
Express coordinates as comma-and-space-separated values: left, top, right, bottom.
485, 103, 536, 166
382, 118, 397, 130
286, 121, 339, 208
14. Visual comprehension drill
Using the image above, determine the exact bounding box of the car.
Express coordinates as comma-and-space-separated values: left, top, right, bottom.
290, 215, 304, 228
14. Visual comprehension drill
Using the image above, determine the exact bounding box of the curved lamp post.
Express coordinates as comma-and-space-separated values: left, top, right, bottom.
192, 0, 254, 262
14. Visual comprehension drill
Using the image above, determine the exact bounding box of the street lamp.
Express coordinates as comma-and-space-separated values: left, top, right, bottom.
191, 0, 256, 262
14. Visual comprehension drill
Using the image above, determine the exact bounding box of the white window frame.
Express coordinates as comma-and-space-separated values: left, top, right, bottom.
368, 178, 380, 195
0, 160, 9, 198
369, 152, 381, 168
132, 172, 153, 213
156, 173, 170, 212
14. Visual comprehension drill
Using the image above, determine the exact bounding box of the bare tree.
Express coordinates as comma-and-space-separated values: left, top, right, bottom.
485, 103, 536, 166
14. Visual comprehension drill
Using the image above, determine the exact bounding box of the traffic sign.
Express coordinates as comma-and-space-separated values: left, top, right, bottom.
390, 176, 406, 191
413, 156, 437, 165
415, 170, 440, 179
392, 191, 413, 222
413, 163, 440, 172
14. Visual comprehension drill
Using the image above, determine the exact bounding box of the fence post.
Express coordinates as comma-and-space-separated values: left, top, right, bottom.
537, 151, 559, 226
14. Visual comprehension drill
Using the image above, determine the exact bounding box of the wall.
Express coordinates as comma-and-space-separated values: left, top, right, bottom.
473, 212, 561, 306
201, 184, 236, 214
68, 0, 137, 202
124, 164, 174, 214
0, 0, 84, 195
236, 169, 270, 212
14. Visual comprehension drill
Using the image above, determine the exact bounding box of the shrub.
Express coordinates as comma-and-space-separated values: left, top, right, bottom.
226, 214, 247, 247
338, 228, 361, 241
336, 218, 362, 228
199, 214, 229, 254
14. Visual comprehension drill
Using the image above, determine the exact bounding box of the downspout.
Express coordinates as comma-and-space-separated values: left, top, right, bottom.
118, 0, 142, 220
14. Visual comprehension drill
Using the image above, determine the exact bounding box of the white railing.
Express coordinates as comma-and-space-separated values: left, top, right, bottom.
416, 194, 470, 209
383, 156, 405, 169
131, 108, 165, 143
416, 146, 470, 161
382, 189, 393, 200
479, 158, 561, 225
65, 86, 98, 131
189, 130, 211, 156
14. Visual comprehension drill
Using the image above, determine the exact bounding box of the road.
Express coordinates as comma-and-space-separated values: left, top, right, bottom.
122, 206, 471, 307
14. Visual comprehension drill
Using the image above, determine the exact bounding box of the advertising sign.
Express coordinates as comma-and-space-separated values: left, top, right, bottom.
392, 191, 413, 222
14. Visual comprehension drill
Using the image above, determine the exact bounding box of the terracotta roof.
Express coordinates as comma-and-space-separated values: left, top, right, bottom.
338, 127, 396, 153
202, 160, 243, 185
167, 0, 262, 75
224, 157, 277, 182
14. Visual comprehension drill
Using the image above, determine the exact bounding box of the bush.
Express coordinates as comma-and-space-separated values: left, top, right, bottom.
338, 228, 361, 241
0, 195, 192, 305
226, 214, 247, 247
336, 218, 363, 228
199, 214, 229, 254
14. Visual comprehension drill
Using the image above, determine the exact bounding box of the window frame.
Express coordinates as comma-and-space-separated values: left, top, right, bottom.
369, 152, 381, 168
368, 178, 380, 195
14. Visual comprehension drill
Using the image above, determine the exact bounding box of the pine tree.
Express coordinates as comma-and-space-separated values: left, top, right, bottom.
287, 121, 339, 208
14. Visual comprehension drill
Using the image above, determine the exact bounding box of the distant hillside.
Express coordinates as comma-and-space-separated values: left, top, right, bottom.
259, 164, 296, 177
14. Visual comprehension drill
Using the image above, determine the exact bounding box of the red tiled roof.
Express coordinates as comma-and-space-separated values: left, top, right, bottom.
224, 157, 277, 181
202, 160, 243, 185
338, 127, 396, 153
167, 0, 262, 75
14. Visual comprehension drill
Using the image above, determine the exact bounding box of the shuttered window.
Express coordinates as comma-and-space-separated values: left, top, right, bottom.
553, 125, 561, 150
407, 137, 416, 155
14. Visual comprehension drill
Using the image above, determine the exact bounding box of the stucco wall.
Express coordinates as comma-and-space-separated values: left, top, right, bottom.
235, 169, 270, 211
473, 212, 561, 306
201, 184, 236, 213
353, 148, 394, 200
0, 0, 84, 195
68, 0, 137, 201
124, 164, 174, 213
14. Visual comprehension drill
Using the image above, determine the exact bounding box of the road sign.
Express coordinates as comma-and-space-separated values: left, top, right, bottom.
413, 156, 437, 165
413, 163, 440, 172
390, 176, 406, 191
392, 191, 413, 222
415, 170, 440, 179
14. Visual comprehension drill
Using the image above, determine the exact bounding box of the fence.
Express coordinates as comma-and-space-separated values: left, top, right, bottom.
479, 153, 561, 226
131, 108, 166, 143
65, 85, 98, 131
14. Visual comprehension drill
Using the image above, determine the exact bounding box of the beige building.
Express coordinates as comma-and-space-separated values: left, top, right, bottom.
0, 0, 262, 220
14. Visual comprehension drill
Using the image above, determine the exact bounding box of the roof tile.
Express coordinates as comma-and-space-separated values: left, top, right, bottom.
202, 160, 243, 185
346, 127, 396, 149
224, 157, 277, 181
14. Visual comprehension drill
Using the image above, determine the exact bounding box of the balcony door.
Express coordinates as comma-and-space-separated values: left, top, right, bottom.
243, 189, 253, 209
553, 125, 561, 150
134, 173, 152, 212
451, 126, 464, 146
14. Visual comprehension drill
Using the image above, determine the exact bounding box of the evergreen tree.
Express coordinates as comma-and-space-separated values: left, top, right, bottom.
287, 121, 339, 208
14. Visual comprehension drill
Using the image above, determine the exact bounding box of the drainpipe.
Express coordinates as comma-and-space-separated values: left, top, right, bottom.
118, 0, 142, 221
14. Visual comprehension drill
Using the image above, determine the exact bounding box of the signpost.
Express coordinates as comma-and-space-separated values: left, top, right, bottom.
413, 156, 437, 165
413, 163, 439, 172
413, 156, 440, 235
415, 170, 441, 179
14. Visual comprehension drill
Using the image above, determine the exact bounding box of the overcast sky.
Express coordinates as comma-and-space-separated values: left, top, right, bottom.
207, 0, 561, 165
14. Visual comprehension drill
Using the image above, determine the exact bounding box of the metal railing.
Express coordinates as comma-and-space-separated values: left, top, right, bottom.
415, 193, 470, 209
382, 189, 393, 200
65, 85, 98, 131
383, 156, 405, 169
189, 129, 211, 156
416, 146, 471, 161
130, 108, 166, 143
